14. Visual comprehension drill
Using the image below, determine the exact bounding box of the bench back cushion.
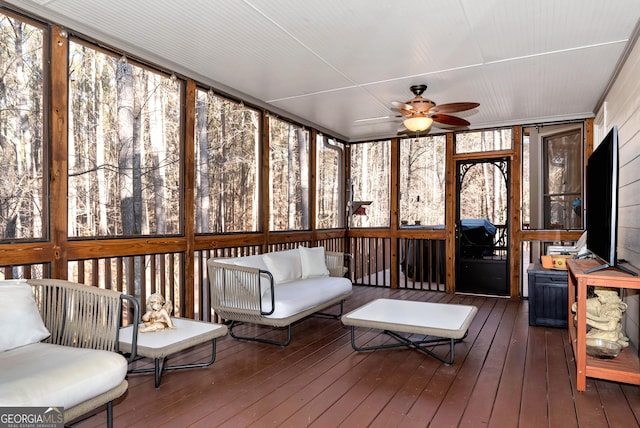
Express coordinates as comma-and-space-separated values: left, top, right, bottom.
263, 249, 302, 283
299, 246, 330, 278
231, 254, 268, 271
0, 280, 51, 352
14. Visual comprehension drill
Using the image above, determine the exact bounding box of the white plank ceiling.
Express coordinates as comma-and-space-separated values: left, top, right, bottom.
4, 0, 640, 141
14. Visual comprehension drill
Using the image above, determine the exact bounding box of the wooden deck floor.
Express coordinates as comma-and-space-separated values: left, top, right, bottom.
74, 285, 640, 427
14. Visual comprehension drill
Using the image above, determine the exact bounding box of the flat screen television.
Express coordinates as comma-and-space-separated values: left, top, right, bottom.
585, 125, 636, 275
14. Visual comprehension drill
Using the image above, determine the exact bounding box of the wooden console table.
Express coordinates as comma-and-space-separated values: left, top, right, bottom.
567, 259, 640, 391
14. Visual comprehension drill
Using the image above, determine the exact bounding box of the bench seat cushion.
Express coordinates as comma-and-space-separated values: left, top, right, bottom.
0, 342, 127, 408
262, 276, 352, 319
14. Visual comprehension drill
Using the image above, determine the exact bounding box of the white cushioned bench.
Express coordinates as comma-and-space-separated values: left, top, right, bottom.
208, 247, 352, 346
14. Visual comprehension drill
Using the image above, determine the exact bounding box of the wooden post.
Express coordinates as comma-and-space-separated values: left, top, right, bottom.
445, 132, 455, 293
510, 126, 522, 298
50, 26, 69, 280
261, 113, 271, 252
585, 117, 594, 159
390, 137, 399, 289
309, 129, 318, 245
183, 80, 196, 317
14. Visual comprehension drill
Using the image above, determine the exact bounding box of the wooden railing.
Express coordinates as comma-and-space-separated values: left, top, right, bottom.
350, 236, 390, 287
0, 232, 348, 322
0, 230, 452, 320
350, 236, 446, 291
68, 253, 185, 319
398, 238, 446, 291
2, 263, 51, 280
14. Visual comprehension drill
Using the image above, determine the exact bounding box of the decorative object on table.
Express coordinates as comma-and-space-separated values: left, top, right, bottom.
140, 293, 175, 332
551, 254, 572, 270
571, 288, 629, 350
585, 337, 622, 359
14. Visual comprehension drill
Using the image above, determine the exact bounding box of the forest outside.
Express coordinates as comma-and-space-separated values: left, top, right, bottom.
0, 12, 346, 242
0, 15, 44, 241
399, 135, 446, 227
68, 39, 182, 237
194, 89, 260, 233
350, 131, 512, 230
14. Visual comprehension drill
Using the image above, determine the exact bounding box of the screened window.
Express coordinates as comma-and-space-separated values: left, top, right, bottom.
399, 135, 446, 227
0, 13, 45, 241
194, 89, 260, 233
269, 117, 310, 231
543, 129, 583, 229
316, 135, 344, 229
522, 123, 583, 230
349, 141, 390, 228
456, 128, 512, 154
68, 41, 182, 237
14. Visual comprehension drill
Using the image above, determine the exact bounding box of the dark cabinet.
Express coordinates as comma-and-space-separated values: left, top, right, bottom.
527, 263, 568, 328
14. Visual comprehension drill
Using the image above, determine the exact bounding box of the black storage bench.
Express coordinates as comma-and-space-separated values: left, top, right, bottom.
527, 263, 568, 328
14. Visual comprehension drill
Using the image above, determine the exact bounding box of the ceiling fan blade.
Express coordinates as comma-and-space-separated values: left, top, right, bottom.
390, 108, 411, 118
430, 113, 470, 126
429, 102, 479, 114
391, 101, 415, 113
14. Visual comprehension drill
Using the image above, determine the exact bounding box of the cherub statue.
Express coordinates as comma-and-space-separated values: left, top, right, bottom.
140, 293, 175, 332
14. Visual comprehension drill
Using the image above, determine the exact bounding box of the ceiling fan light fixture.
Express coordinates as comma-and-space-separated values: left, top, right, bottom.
403, 115, 433, 132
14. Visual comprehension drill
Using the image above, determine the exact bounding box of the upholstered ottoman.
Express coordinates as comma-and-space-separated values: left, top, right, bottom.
119, 317, 228, 388
342, 298, 477, 364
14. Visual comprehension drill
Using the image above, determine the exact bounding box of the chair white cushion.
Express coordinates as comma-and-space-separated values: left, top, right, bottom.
261, 276, 352, 318
0, 342, 127, 408
263, 249, 302, 284
299, 246, 330, 278
0, 280, 50, 352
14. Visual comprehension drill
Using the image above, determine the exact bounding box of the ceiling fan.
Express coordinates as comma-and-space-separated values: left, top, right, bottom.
392, 84, 479, 133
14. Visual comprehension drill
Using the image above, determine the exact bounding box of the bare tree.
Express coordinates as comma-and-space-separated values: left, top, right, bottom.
217, 101, 226, 233
149, 73, 166, 233
117, 60, 136, 234
195, 90, 210, 232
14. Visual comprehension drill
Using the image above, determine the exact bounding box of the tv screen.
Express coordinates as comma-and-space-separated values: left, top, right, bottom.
586, 126, 618, 269
584, 126, 636, 275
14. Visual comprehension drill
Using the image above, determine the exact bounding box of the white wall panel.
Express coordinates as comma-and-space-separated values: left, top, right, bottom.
597, 33, 640, 350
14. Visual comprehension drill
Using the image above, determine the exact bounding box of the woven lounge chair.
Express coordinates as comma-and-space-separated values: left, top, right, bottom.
26, 279, 139, 427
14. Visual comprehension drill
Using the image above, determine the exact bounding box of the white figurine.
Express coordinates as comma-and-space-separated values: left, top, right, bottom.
140, 293, 175, 332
